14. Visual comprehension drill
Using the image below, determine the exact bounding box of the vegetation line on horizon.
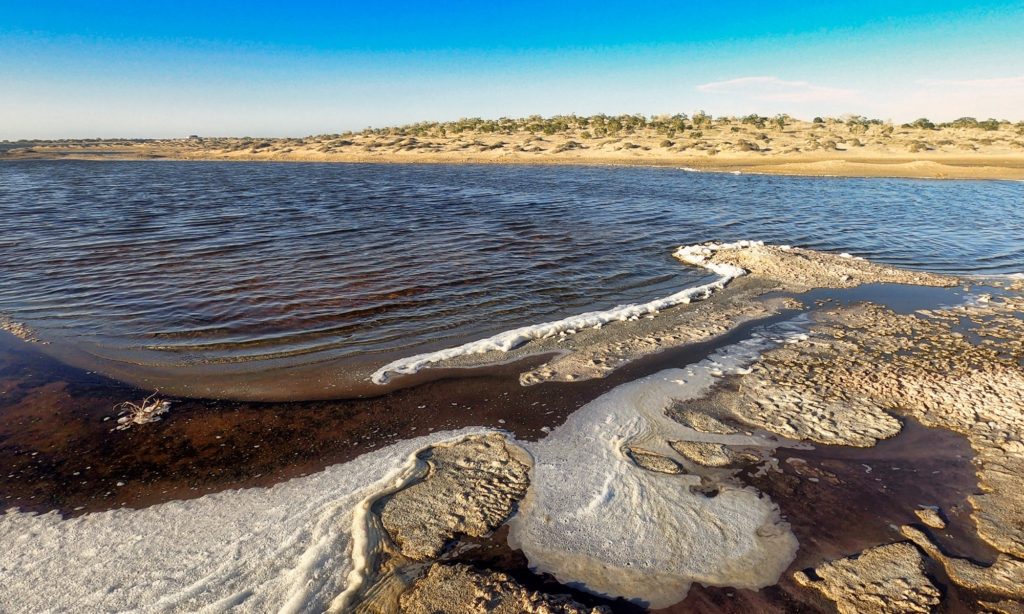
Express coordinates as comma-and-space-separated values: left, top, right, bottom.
6, 113, 1024, 144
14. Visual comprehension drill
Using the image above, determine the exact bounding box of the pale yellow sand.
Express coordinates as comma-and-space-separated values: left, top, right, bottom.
7, 115, 1024, 180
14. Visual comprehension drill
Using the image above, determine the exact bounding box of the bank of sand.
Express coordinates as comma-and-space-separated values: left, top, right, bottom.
3, 242, 1024, 613
6, 116, 1024, 180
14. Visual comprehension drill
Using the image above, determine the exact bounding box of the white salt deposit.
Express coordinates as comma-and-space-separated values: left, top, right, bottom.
0, 312, 805, 612
370, 241, 756, 384
509, 322, 803, 607
0, 428, 490, 614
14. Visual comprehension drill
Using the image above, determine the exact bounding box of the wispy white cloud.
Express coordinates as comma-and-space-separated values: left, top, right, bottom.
890, 76, 1024, 121
916, 76, 1024, 88
696, 76, 857, 103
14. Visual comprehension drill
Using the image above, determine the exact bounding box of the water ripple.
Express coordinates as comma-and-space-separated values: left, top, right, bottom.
0, 161, 1021, 371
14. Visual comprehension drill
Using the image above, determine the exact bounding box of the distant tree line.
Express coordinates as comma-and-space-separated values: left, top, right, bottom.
903, 117, 1010, 131
352, 113, 1022, 139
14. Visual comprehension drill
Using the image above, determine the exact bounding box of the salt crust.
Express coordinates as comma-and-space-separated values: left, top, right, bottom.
0, 328, 804, 612
400, 563, 606, 614
980, 599, 1024, 614
518, 242, 954, 386
0, 428, 492, 613
793, 542, 940, 613
341, 434, 533, 611
371, 240, 955, 386
669, 440, 735, 467
380, 434, 529, 560
722, 294, 1024, 602
508, 330, 802, 608
902, 525, 1024, 600
0, 247, 992, 612
369, 241, 755, 385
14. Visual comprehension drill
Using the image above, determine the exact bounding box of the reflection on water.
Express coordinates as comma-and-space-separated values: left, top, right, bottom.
0, 161, 1021, 376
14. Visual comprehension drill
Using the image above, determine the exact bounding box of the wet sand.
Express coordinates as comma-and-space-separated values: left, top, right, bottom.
9, 148, 1024, 181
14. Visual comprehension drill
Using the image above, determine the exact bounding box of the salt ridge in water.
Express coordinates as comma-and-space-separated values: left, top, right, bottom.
369, 240, 758, 384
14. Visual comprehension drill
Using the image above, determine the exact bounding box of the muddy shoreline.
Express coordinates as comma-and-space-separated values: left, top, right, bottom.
3, 256, 1021, 612
0, 277, 970, 515
0, 307, 791, 516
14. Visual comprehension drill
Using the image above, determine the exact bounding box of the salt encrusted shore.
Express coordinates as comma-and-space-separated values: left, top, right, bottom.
372, 240, 955, 388
2, 243, 1021, 612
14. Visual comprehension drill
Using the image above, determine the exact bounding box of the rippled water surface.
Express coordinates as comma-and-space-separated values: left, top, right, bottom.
1, 161, 1021, 385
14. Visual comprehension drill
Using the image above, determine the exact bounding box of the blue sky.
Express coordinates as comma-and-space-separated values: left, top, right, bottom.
2, 1, 1023, 138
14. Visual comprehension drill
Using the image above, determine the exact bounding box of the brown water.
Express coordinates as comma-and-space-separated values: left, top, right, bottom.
1, 161, 1021, 399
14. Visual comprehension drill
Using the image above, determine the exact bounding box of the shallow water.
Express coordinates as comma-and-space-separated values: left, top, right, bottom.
1, 161, 1021, 386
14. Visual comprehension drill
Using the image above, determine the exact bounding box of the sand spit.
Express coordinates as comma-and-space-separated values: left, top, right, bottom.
516, 291, 787, 386
676, 242, 956, 291
400, 564, 605, 614
792, 542, 940, 613
375, 241, 957, 389
8, 115, 1024, 180
369, 240, 750, 385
